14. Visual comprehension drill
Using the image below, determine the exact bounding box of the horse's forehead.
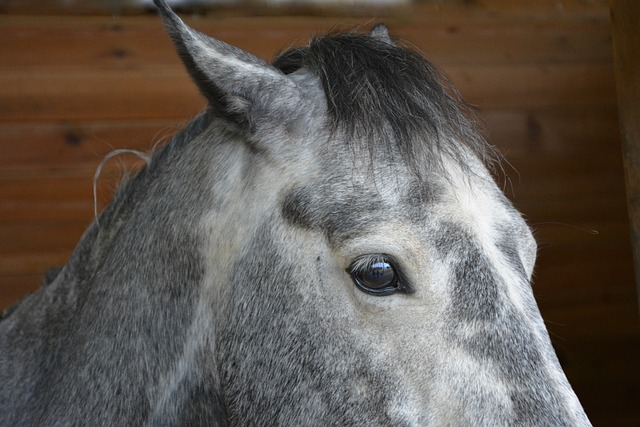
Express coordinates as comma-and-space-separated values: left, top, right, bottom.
281, 145, 496, 226
280, 166, 447, 243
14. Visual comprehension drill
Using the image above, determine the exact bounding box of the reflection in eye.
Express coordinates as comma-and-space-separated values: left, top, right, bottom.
359, 260, 395, 289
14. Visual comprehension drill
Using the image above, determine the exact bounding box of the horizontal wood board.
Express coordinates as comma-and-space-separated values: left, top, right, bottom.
0, 2, 638, 424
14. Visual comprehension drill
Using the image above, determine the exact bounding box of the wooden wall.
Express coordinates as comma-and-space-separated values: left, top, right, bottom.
1, 1, 638, 424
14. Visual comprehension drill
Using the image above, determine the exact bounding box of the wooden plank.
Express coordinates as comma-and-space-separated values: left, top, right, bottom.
557, 334, 640, 426
515, 195, 629, 224
0, 175, 94, 223
535, 243, 634, 292
0, 275, 43, 313
455, 0, 609, 15
0, 223, 87, 276
542, 296, 639, 341
481, 107, 620, 155
446, 63, 616, 109
0, 120, 182, 175
505, 152, 626, 199
0, 63, 616, 123
532, 218, 630, 246
0, 222, 88, 255
0, 16, 341, 68
0, 174, 126, 223
611, 0, 640, 310
0, 15, 613, 69
535, 282, 636, 313
0, 0, 611, 17
397, 21, 613, 66
0, 67, 204, 122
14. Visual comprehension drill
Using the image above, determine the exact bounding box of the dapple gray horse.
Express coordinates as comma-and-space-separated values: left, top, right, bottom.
0, 1, 591, 425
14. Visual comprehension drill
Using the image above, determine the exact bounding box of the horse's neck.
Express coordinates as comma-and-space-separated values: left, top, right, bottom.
1, 269, 224, 424
1, 114, 228, 424
1, 203, 224, 425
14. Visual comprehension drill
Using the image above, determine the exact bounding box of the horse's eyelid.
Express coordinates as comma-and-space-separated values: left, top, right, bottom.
381, 257, 414, 294
396, 270, 416, 294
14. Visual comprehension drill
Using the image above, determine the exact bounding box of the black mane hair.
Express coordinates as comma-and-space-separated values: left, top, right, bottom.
272, 29, 498, 175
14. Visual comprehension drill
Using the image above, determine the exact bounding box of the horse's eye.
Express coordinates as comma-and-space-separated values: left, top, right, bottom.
348, 255, 403, 296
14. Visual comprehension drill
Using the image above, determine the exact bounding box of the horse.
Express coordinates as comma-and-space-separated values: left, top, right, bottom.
0, 1, 591, 425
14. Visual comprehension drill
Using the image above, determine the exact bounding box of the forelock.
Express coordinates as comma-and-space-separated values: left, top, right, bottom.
272, 29, 498, 177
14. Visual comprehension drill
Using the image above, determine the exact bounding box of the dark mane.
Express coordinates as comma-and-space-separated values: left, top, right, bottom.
273, 30, 497, 174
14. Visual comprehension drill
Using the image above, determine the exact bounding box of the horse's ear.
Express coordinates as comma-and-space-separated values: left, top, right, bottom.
370, 23, 395, 45
154, 0, 302, 123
